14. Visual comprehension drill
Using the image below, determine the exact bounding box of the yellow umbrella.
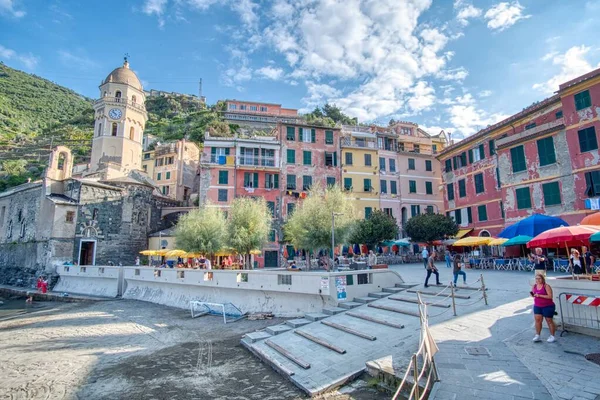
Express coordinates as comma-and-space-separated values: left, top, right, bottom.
249, 249, 262, 255
215, 248, 234, 257
453, 236, 493, 247
139, 250, 157, 256
165, 249, 188, 258
488, 238, 508, 246
185, 252, 202, 258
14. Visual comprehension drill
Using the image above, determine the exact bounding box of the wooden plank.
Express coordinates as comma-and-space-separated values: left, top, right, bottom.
294, 330, 347, 354
407, 289, 471, 300
346, 312, 405, 329
388, 296, 451, 308
321, 320, 377, 341
250, 345, 295, 377
265, 340, 311, 369
368, 303, 421, 317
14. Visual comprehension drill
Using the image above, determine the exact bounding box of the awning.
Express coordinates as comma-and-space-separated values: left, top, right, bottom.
454, 229, 473, 239
453, 237, 493, 247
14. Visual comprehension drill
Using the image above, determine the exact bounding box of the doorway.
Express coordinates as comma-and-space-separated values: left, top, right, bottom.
79, 240, 96, 265
264, 251, 278, 268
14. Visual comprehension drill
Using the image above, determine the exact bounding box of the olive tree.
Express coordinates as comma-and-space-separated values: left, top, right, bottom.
174, 205, 227, 259
227, 197, 272, 269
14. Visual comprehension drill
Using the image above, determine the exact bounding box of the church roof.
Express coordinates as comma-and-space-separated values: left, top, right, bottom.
102, 60, 142, 90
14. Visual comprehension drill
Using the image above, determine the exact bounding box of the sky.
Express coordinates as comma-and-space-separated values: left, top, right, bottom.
1, 0, 600, 140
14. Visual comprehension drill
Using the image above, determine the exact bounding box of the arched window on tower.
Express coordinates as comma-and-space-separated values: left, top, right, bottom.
57, 153, 66, 170
115, 91, 122, 102
132, 95, 137, 104
129, 127, 135, 141
98, 123, 102, 137
103, 91, 107, 97
112, 122, 118, 136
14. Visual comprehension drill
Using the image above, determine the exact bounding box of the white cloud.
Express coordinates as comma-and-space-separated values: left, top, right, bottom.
456, 4, 482, 26
185, 0, 219, 10
0, 44, 37, 69
256, 66, 284, 80
448, 104, 508, 137
479, 90, 493, 97
231, 0, 258, 28
541, 51, 559, 61
437, 67, 469, 81
484, 1, 530, 31
58, 50, 99, 70
532, 45, 599, 94
0, 0, 25, 18
300, 81, 342, 113
407, 81, 435, 113
143, 0, 167, 27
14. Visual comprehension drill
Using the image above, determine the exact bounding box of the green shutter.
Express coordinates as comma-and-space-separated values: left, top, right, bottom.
381, 180, 387, 193
478, 205, 487, 222
459, 179, 466, 197
325, 130, 333, 144
475, 173, 484, 193
287, 126, 295, 140
537, 137, 556, 166
461, 152, 467, 166
453, 157, 457, 170
344, 177, 352, 190
211, 148, 216, 155
496, 168, 501, 188
364, 179, 371, 192
516, 187, 532, 209
218, 170, 228, 184
468, 149, 473, 164
274, 174, 279, 189
489, 139, 495, 156
303, 151, 312, 165
365, 207, 372, 218
253, 173, 259, 188
426, 181, 432, 194
510, 146, 526, 173
447, 183, 454, 201
445, 159, 452, 172
391, 181, 397, 194
297, 127, 302, 141
479, 144, 485, 159
225, 148, 230, 156
409, 180, 416, 193
311, 129, 316, 143
542, 182, 561, 206
333, 151, 337, 166
467, 207, 472, 223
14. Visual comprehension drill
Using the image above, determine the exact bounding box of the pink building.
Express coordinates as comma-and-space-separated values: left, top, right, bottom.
224, 100, 302, 127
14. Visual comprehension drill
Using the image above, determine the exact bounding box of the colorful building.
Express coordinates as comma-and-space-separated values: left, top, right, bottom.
223, 100, 302, 128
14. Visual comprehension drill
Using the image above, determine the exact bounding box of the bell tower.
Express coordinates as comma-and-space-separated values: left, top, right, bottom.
89, 57, 147, 176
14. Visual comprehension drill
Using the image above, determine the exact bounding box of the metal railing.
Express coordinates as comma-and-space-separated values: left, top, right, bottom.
96, 97, 146, 111
558, 292, 600, 336
237, 155, 277, 167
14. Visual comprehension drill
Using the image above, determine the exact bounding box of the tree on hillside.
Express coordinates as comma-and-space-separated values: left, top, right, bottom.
284, 184, 355, 269
404, 213, 458, 245
174, 206, 227, 259
227, 197, 272, 269
349, 210, 399, 250
1, 160, 28, 176
303, 103, 358, 126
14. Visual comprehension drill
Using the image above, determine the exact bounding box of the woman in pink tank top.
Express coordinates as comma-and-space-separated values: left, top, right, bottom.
531, 274, 556, 343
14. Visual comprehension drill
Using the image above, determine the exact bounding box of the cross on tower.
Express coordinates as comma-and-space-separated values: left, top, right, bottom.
124, 53, 130, 63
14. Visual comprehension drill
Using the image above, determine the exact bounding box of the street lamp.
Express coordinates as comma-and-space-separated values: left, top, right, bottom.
332, 212, 343, 267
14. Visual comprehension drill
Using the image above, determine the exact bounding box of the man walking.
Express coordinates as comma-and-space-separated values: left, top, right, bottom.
582, 246, 595, 274
422, 246, 429, 269
425, 250, 441, 288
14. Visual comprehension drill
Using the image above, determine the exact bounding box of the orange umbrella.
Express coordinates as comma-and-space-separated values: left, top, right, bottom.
527, 225, 600, 248
282, 246, 289, 259
581, 212, 600, 226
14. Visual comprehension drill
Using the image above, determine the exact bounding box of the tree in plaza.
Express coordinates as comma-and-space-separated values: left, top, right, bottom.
174, 205, 227, 260
227, 197, 272, 269
349, 210, 399, 251
404, 213, 458, 245
283, 184, 355, 269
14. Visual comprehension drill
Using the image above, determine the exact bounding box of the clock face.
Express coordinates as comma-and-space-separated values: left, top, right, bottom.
108, 108, 122, 120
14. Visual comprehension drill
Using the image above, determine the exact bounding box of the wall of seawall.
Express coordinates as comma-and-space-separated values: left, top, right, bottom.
53, 265, 121, 298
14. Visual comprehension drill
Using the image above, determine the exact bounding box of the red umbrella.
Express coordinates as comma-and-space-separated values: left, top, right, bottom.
527, 225, 600, 248
282, 246, 289, 259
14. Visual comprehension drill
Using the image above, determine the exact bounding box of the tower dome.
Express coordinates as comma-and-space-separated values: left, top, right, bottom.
102, 59, 142, 90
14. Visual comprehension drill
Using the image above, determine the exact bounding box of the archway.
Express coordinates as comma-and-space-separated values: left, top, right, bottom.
112, 122, 118, 136
129, 126, 135, 140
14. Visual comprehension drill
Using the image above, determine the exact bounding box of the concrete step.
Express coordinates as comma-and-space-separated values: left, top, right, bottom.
354, 296, 378, 304
285, 318, 312, 328
395, 283, 418, 289
304, 312, 329, 322
368, 292, 390, 299
266, 324, 293, 335
337, 301, 363, 309
382, 287, 404, 294
322, 306, 346, 315
244, 331, 273, 343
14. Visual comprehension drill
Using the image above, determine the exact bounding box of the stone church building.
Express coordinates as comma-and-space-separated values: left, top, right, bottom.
0, 60, 176, 286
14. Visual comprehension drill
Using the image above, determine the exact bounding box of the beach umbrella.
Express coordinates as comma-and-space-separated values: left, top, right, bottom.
527, 225, 600, 248
249, 249, 262, 255
282, 246, 289, 259
590, 231, 600, 243
488, 238, 508, 246
165, 249, 187, 258
381, 240, 396, 247
394, 238, 411, 247
139, 250, 157, 256
581, 212, 600, 226
498, 214, 568, 239
392, 244, 399, 252
353, 244, 360, 254
502, 235, 533, 247
453, 237, 493, 247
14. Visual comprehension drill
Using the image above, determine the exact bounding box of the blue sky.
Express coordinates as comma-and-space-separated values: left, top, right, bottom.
1, 0, 600, 139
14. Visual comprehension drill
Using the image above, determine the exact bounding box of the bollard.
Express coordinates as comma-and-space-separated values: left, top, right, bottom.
480, 273, 488, 306
451, 281, 457, 316
413, 353, 420, 399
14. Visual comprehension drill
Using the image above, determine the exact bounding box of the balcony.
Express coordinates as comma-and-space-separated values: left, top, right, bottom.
237, 156, 278, 168
96, 97, 146, 111
340, 137, 377, 149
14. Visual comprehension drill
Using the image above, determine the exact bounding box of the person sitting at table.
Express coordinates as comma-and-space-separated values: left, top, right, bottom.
569, 249, 584, 274
198, 256, 207, 269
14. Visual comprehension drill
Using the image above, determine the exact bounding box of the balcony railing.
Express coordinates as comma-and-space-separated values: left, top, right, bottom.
96, 97, 146, 111
340, 137, 376, 149
237, 156, 277, 167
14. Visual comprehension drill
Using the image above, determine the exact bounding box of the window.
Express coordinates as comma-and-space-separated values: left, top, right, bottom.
433, 144, 438, 153
166, 171, 171, 180
425, 181, 433, 195
516, 187, 532, 209
542, 182, 561, 206
129, 127, 135, 140
411, 205, 420, 217
301, 128, 314, 143
381, 180, 387, 194
489, 139, 496, 156
537, 137, 556, 166
578, 127, 598, 153
496, 167, 501, 188
458, 179, 466, 197
244, 172, 258, 188
65, 211, 75, 223
286, 126, 295, 141
555, 110, 563, 119
345, 152, 353, 165
326, 177, 336, 187
364, 154, 372, 166
165, 156, 174, 165
155, 158, 164, 167
162, 186, 170, 195
390, 181, 397, 194
447, 183, 454, 201
525, 122, 536, 130
287, 203, 295, 215
218, 171, 228, 185
143, 153, 150, 160
454, 209, 462, 224
260, 106, 268, 112
379, 157, 385, 171
229, 103, 237, 110
574, 90, 592, 111
250, 105, 258, 111
363, 178, 372, 192
265, 173, 279, 189
383, 208, 393, 216
365, 207, 372, 218
98, 123, 102, 136
474, 173, 484, 194
408, 158, 415, 170
413, 144, 420, 153
268, 230, 276, 242
303, 175, 312, 190
111, 122, 118, 136
92, 208, 98, 220
467, 207, 473, 224
500, 201, 505, 218
409, 180, 416, 193
478, 205, 487, 222
426, 206, 434, 214
445, 159, 452, 172
471, 145, 484, 163
157, 172, 162, 181
585, 170, 600, 197
398, 143, 405, 152
510, 146, 526, 173
267, 201, 275, 217
325, 151, 337, 167
344, 177, 353, 191
218, 189, 227, 202
425, 160, 432, 171
325, 130, 334, 144
389, 159, 396, 172
286, 149, 295, 164
115, 90, 121, 99
303, 150, 312, 165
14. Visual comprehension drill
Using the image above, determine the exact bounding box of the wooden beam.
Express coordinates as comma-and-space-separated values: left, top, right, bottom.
346, 312, 405, 329
368, 303, 421, 317
321, 320, 377, 341
388, 296, 451, 308
265, 340, 310, 369
294, 330, 346, 354
250, 345, 295, 377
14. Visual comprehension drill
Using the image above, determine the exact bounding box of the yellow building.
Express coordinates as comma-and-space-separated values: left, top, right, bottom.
341, 126, 380, 219
141, 149, 155, 177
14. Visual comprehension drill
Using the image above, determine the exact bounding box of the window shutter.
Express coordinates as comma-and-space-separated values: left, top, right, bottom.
253, 173, 259, 188
274, 174, 279, 189
211, 148, 216, 155
468, 149, 473, 164
479, 144, 485, 159
453, 157, 457, 170
467, 207, 472, 223
311, 129, 316, 143
225, 148, 230, 156
333, 151, 337, 166
461, 152, 467, 166
298, 127, 302, 141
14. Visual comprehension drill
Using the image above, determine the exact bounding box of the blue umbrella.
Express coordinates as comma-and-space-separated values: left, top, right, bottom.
498, 214, 568, 239
353, 244, 360, 254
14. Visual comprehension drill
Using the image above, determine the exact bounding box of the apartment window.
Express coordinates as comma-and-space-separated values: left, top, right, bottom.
286, 126, 295, 141
409, 180, 416, 193
379, 157, 385, 171
157, 172, 161, 181
489, 139, 496, 156
365, 207, 373, 219
287, 149, 295, 164
143, 165, 147, 172
425, 181, 433, 195
408, 158, 415, 170
585, 170, 600, 197
398, 143, 405, 152
325, 152, 337, 167
542, 182, 561, 206
516, 187, 532, 209
478, 205, 488, 222
578, 127, 598, 153
574, 90, 592, 111
445, 159, 452, 172
239, 104, 246, 110
454, 209, 462, 224
474, 173, 484, 194
65, 211, 75, 223
345, 152, 353, 165
250, 105, 258, 111
244, 172, 258, 188
162, 186, 170, 195
383, 208, 393, 216
381, 180, 387, 194
265, 173, 279, 189
260, 106, 267, 112
155, 158, 164, 167
390, 181, 397, 194
413, 144, 420, 153
166, 156, 174, 165
458, 179, 466, 197
326, 177, 336, 187
302, 128, 314, 143
525, 122, 536, 130
425, 160, 432, 171
389, 159, 396, 173
287, 203, 295, 215
411, 205, 421, 217
303, 175, 312, 190
555, 110, 563, 119
229, 103, 237, 110
467, 207, 473, 223
266, 201, 275, 217
364, 154, 372, 166
218, 171, 228, 184
325, 130, 334, 144
218, 189, 228, 202
143, 153, 151, 160
537, 137, 556, 166
470, 144, 484, 163
496, 167, 501, 188
447, 183, 454, 201
510, 146, 526, 173
344, 177, 353, 191
432, 144, 438, 153
166, 171, 171, 180
363, 178, 372, 192
303, 150, 312, 166
500, 200, 505, 218
426, 206, 434, 214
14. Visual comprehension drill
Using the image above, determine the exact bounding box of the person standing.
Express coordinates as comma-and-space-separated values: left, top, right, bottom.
582, 246, 595, 274
368, 250, 377, 268
529, 248, 547, 277
134, 256, 140, 266
531, 274, 556, 343
421, 246, 429, 269
445, 251, 452, 268
425, 250, 441, 288
453, 254, 467, 286
569, 249, 583, 275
